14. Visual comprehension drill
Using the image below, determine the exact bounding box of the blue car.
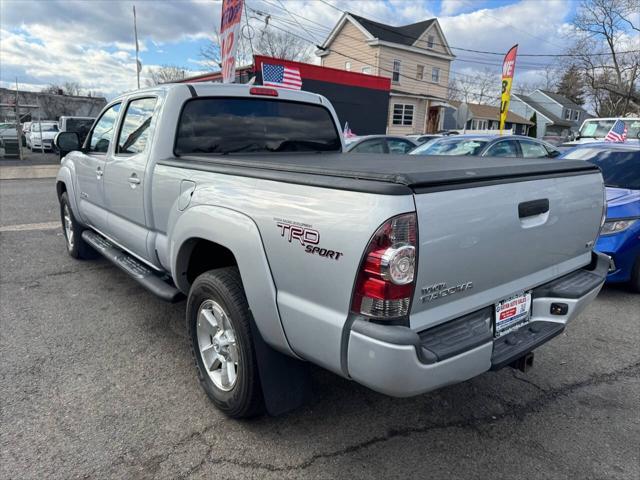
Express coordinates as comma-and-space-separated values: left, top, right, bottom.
561, 143, 640, 291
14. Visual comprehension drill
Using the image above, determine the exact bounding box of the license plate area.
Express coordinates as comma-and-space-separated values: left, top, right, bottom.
494, 291, 532, 337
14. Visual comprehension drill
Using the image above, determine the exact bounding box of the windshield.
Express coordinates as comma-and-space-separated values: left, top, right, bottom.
579, 119, 640, 139
175, 97, 342, 155
563, 147, 640, 189
33, 123, 59, 132
410, 138, 488, 156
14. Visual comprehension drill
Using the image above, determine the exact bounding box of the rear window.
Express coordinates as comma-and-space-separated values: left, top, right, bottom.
175, 97, 341, 155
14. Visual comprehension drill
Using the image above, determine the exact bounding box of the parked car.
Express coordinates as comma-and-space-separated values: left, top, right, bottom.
29, 121, 59, 151
564, 117, 640, 146
0, 123, 19, 157
406, 134, 442, 144
56, 83, 607, 418
345, 135, 417, 153
22, 121, 32, 146
410, 134, 561, 158
561, 143, 640, 291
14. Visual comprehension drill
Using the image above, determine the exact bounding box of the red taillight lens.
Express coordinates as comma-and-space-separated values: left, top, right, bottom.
250, 87, 279, 96
351, 213, 417, 319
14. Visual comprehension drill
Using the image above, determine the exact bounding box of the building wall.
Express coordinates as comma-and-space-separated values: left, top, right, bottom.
320, 21, 377, 73
387, 96, 428, 135
0, 88, 106, 123
377, 46, 450, 98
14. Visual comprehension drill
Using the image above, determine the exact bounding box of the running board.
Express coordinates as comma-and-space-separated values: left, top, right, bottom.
82, 230, 184, 303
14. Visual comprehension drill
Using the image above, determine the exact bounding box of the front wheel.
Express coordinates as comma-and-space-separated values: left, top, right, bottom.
187, 267, 263, 418
59, 192, 95, 259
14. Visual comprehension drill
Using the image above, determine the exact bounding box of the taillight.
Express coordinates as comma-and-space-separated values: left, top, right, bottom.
250, 87, 279, 97
351, 213, 417, 320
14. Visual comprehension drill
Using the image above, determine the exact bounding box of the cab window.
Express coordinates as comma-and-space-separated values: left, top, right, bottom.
87, 103, 121, 153
117, 98, 157, 155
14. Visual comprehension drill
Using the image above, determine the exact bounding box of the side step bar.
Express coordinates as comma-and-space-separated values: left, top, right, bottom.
82, 230, 184, 303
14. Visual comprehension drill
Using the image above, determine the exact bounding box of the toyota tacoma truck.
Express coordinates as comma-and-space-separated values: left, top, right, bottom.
55, 83, 608, 418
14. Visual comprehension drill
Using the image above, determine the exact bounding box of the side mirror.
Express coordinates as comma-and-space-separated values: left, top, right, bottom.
548, 150, 561, 158
55, 131, 81, 157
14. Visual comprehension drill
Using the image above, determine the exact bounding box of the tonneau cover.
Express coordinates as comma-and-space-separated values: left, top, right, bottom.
163, 153, 599, 194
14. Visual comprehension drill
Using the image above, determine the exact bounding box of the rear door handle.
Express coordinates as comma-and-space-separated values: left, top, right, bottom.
128, 174, 141, 185
518, 199, 549, 218
96, 167, 103, 179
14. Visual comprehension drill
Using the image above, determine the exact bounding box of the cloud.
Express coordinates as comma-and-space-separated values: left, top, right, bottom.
440, 0, 476, 16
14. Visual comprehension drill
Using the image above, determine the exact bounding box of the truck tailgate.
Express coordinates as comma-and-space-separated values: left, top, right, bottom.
410, 171, 604, 331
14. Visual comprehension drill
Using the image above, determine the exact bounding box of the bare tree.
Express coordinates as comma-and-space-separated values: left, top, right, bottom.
569, 0, 640, 115
200, 24, 312, 70
448, 69, 500, 104
145, 65, 192, 86
41, 82, 83, 96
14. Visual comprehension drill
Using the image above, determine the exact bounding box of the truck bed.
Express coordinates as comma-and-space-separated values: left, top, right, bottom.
160, 153, 599, 194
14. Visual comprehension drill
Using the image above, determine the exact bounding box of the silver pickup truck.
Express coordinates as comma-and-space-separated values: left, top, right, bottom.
55, 83, 608, 418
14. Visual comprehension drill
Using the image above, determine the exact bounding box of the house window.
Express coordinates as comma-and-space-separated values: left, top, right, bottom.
392, 104, 414, 126
392, 60, 401, 83
345, 61, 351, 71
427, 35, 435, 49
362, 66, 371, 74
432, 67, 440, 83
573, 110, 580, 121
471, 119, 488, 130
416, 65, 424, 80
564, 108, 572, 120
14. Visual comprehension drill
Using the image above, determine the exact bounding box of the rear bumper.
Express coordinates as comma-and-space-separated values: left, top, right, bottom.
346, 252, 608, 397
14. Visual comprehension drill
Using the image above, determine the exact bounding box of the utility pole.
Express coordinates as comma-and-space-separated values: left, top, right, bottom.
133, 5, 141, 89
14, 78, 24, 161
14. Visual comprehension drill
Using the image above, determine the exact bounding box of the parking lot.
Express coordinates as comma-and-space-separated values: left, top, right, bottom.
1, 177, 639, 479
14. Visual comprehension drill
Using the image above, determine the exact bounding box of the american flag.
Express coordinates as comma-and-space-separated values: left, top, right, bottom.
262, 63, 302, 90
605, 120, 628, 142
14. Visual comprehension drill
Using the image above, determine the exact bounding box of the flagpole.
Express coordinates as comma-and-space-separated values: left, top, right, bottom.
133, 5, 140, 89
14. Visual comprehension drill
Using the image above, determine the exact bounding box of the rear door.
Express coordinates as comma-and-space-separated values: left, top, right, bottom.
482, 139, 521, 158
74, 102, 121, 230
410, 172, 604, 331
103, 96, 158, 261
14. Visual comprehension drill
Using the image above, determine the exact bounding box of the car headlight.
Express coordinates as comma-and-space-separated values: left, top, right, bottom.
600, 219, 637, 236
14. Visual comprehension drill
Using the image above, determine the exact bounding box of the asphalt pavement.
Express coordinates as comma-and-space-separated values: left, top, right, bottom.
1, 178, 639, 479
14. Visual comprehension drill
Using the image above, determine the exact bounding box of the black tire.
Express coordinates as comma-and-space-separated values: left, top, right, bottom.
59, 192, 95, 259
187, 267, 263, 418
630, 256, 640, 293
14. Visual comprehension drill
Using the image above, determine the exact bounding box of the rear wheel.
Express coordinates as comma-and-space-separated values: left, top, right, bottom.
59, 192, 94, 259
187, 268, 263, 418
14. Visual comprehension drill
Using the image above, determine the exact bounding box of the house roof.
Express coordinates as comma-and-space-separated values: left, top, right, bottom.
539, 90, 585, 112
449, 101, 534, 125
512, 94, 573, 127
348, 13, 436, 46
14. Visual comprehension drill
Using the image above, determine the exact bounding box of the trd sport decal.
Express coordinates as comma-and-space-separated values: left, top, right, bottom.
275, 219, 344, 261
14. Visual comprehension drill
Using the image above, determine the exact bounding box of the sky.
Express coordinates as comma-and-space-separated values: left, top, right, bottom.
0, 0, 585, 99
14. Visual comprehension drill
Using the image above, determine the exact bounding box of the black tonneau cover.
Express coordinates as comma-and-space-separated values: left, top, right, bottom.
160, 153, 600, 195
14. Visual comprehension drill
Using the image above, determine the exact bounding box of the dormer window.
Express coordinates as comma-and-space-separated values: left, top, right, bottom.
564, 109, 572, 120
427, 35, 435, 49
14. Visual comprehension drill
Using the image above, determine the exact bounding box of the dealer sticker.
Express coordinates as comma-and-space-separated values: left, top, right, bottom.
495, 291, 532, 337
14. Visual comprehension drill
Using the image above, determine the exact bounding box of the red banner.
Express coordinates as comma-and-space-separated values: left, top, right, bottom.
500, 44, 518, 133
220, 0, 244, 83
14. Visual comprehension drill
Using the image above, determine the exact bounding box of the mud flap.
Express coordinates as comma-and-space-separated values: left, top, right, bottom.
250, 317, 312, 416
